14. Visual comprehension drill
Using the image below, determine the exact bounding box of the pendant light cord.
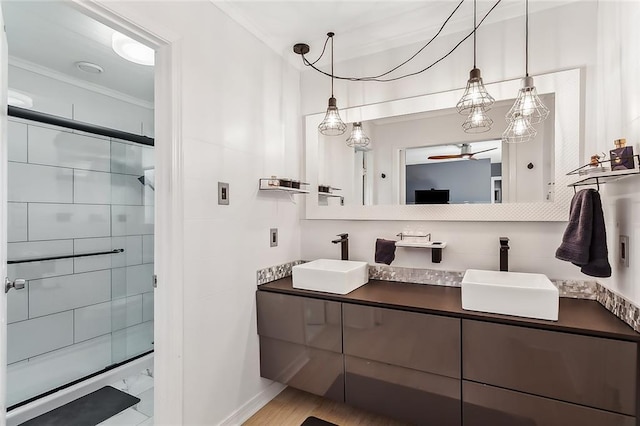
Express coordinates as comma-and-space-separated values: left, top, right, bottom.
525, 0, 529, 76
300, 0, 502, 82
330, 33, 334, 97
473, 0, 477, 68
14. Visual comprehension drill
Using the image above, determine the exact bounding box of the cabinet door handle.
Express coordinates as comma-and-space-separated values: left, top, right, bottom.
5, 277, 26, 294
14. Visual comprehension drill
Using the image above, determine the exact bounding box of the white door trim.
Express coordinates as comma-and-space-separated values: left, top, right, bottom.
68, 3, 184, 424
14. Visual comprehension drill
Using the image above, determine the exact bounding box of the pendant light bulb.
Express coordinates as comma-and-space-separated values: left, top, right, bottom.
506, 76, 550, 124
319, 96, 347, 136
462, 105, 493, 134
457, 68, 495, 114
346, 122, 371, 148
318, 32, 347, 136
502, 113, 537, 143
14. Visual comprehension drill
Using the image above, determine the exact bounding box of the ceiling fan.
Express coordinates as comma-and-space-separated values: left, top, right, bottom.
427, 143, 497, 160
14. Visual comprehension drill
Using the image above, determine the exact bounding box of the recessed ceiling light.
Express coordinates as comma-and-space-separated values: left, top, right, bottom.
8, 89, 33, 109
75, 61, 104, 74
112, 32, 154, 66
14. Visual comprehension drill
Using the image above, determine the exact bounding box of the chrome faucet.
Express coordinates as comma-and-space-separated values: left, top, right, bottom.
499, 237, 510, 272
332, 233, 349, 260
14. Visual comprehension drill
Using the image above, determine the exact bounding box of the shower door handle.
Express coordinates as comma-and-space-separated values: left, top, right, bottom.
5, 277, 26, 293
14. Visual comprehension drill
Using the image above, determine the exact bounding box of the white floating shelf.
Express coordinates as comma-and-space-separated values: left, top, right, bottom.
395, 241, 447, 249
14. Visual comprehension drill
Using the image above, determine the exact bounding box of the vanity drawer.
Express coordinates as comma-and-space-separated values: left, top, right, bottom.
462, 319, 637, 415
345, 355, 461, 426
256, 291, 342, 352
259, 336, 344, 402
343, 303, 460, 378
463, 381, 635, 426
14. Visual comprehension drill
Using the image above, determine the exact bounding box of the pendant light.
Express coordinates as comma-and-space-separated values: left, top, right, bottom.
462, 105, 494, 133
346, 122, 371, 148
456, 0, 494, 124
318, 32, 347, 136
505, 0, 549, 128
503, 112, 537, 144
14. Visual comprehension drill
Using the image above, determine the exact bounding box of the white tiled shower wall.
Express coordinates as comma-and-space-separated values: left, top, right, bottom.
6, 118, 154, 406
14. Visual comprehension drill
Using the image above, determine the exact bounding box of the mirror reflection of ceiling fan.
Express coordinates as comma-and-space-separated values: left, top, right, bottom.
427, 143, 497, 160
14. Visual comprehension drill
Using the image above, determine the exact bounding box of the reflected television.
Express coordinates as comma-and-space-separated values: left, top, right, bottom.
415, 189, 450, 204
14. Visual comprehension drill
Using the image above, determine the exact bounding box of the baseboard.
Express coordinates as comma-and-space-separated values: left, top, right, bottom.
219, 381, 286, 426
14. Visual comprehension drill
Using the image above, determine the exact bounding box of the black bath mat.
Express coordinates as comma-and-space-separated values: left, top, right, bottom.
19, 386, 140, 426
301, 416, 338, 426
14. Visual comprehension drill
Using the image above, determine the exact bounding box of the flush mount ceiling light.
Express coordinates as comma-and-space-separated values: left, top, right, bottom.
112, 32, 154, 66
7, 89, 33, 109
456, 0, 495, 130
75, 61, 104, 74
504, 0, 549, 143
305, 32, 347, 136
346, 122, 371, 148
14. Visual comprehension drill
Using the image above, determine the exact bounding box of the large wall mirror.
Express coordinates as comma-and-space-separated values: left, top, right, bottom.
305, 68, 580, 221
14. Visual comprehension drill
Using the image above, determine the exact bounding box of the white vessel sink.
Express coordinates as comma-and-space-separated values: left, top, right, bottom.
462, 269, 559, 321
292, 259, 368, 295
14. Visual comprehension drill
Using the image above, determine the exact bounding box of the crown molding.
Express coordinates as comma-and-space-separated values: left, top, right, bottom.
9, 56, 154, 110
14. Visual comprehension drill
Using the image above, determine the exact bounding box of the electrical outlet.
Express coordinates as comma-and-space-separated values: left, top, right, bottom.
620, 235, 629, 267
218, 182, 229, 205
270, 228, 278, 247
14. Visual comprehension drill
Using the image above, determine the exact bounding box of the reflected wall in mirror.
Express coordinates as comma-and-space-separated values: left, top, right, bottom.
305, 69, 580, 221
319, 97, 555, 207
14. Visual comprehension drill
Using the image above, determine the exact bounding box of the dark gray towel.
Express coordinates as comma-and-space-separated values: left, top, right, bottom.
375, 238, 396, 265
555, 189, 611, 277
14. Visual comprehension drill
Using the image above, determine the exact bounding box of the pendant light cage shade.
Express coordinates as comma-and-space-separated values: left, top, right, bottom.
346, 122, 371, 148
502, 113, 537, 143
462, 106, 493, 133
457, 68, 495, 114
319, 97, 347, 136
506, 78, 550, 125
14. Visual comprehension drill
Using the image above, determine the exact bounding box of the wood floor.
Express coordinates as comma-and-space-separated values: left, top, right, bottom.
243, 387, 410, 426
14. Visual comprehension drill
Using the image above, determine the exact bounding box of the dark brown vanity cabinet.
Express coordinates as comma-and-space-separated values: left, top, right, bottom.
256, 291, 343, 401
343, 304, 462, 425
462, 320, 637, 425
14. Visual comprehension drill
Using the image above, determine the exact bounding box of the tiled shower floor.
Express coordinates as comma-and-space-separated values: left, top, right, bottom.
97, 368, 154, 425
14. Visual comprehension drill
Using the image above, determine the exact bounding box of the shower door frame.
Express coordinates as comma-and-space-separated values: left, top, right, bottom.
0, 1, 186, 424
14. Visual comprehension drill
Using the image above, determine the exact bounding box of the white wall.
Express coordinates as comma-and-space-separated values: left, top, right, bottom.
301, 2, 599, 282
594, 1, 640, 305
90, 1, 303, 424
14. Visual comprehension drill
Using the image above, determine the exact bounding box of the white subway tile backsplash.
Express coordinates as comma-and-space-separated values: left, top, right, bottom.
142, 235, 154, 264
7, 283, 28, 324
112, 295, 143, 331
74, 237, 112, 273
6, 334, 111, 407
8, 121, 27, 162
125, 264, 154, 297
111, 236, 143, 267
29, 270, 111, 318
28, 125, 110, 172
8, 240, 74, 281
142, 292, 154, 322
74, 301, 112, 343
7, 311, 74, 363
112, 321, 153, 364
8, 203, 28, 242
112, 267, 127, 300
74, 170, 111, 204
112, 173, 143, 205
112, 205, 154, 236
8, 162, 73, 203
28, 203, 110, 240
111, 141, 143, 175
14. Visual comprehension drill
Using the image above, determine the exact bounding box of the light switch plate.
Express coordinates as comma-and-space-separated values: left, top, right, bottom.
218, 182, 229, 205
620, 235, 629, 267
270, 228, 278, 247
